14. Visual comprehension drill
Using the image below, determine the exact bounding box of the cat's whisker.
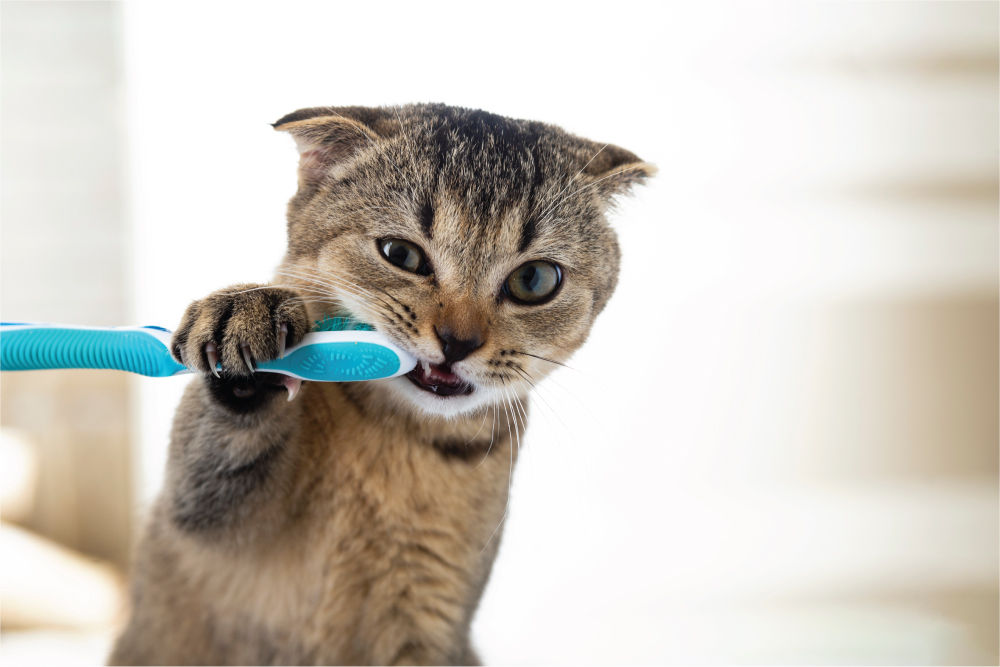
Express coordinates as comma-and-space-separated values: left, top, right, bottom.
333, 276, 411, 315
215, 282, 395, 334
282, 297, 344, 307
281, 286, 337, 300
280, 290, 378, 314
482, 384, 518, 553
275, 266, 358, 298
274, 270, 350, 301
216, 280, 386, 324
522, 366, 610, 450
535, 165, 640, 229
486, 386, 520, 544
475, 398, 500, 469
503, 383, 525, 516
219, 283, 315, 298
466, 402, 492, 446
511, 365, 563, 430
510, 365, 576, 452
509, 349, 576, 371
277, 267, 382, 305
288, 268, 403, 319
310, 270, 391, 305
531, 367, 587, 406
278, 283, 344, 302
531, 143, 609, 225
506, 380, 529, 434
277, 268, 394, 319
309, 265, 415, 314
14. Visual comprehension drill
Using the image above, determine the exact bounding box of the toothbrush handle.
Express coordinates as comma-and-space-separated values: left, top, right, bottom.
0, 324, 187, 378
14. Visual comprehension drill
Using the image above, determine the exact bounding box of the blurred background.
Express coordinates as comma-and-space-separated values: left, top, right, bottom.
1, 1, 997, 664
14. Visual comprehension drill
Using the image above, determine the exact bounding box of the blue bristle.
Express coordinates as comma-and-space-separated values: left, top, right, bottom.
312, 315, 375, 332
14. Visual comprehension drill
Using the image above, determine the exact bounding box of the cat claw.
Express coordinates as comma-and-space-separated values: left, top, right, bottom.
282, 376, 303, 402
205, 342, 221, 378
240, 343, 255, 373
278, 323, 288, 358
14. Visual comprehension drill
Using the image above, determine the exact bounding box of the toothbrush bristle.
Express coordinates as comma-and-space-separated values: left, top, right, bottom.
312, 315, 376, 332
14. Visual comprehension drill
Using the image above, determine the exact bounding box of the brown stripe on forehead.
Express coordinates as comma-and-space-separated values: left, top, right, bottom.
430, 112, 544, 226
518, 138, 545, 253
518, 216, 537, 254
420, 196, 435, 239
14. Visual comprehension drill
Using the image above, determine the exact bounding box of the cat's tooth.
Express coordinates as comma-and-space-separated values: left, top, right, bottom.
283, 377, 303, 402
421, 360, 431, 376
240, 343, 255, 373
205, 342, 221, 378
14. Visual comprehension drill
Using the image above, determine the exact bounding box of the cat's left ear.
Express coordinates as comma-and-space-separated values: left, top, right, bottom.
272, 107, 392, 187
577, 142, 657, 201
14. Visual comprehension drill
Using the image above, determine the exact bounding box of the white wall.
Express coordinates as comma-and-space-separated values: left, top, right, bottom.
2, 1, 128, 327
1, 0, 134, 569
122, 2, 998, 663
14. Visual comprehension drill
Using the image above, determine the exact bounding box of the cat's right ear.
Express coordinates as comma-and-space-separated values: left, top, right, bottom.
273, 110, 380, 187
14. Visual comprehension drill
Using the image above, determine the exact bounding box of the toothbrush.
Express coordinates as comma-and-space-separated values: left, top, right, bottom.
0, 320, 417, 382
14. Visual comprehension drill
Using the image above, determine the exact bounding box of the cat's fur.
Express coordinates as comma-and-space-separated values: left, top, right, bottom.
109, 104, 652, 665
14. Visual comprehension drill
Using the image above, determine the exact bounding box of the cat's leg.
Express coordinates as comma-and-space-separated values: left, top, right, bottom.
360, 540, 501, 666
165, 284, 311, 539
460, 643, 483, 666
107, 515, 226, 665
364, 604, 482, 666
111, 285, 312, 665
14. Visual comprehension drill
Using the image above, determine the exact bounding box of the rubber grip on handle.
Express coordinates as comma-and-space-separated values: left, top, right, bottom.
0, 326, 186, 377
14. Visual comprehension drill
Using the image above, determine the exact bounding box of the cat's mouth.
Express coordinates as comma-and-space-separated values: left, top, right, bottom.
405, 361, 474, 397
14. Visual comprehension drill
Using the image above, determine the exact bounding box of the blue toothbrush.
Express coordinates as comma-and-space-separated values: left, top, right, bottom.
0, 321, 417, 382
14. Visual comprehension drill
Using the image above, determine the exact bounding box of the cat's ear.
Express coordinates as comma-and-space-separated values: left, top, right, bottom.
577, 141, 656, 202
273, 107, 391, 187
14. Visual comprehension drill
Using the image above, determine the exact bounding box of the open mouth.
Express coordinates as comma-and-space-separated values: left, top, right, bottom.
406, 361, 474, 397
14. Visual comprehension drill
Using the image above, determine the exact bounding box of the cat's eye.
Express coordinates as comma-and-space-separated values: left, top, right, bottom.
503, 261, 562, 305
378, 239, 431, 276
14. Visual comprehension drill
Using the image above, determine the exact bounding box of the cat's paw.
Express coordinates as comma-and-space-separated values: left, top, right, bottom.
172, 284, 310, 378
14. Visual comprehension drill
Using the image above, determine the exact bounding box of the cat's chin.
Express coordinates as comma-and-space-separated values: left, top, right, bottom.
381, 375, 494, 419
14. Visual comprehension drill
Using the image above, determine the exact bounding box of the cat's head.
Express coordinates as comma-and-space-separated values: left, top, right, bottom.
274, 104, 653, 418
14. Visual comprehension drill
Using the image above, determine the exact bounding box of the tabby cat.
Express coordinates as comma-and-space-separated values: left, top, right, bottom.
109, 104, 653, 665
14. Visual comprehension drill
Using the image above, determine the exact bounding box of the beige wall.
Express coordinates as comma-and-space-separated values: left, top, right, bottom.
1, 1, 132, 569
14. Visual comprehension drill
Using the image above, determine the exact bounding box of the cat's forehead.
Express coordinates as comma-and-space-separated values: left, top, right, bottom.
363, 117, 594, 260
412, 116, 560, 220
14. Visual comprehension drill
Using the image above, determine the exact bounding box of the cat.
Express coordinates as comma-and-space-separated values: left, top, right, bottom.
109, 104, 653, 665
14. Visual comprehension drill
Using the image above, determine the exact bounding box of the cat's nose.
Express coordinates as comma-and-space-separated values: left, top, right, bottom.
434, 326, 484, 364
